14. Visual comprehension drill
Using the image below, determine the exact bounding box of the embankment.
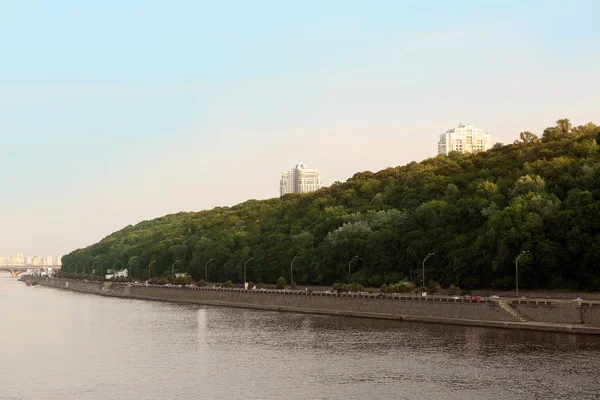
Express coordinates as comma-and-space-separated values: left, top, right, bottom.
25, 277, 600, 335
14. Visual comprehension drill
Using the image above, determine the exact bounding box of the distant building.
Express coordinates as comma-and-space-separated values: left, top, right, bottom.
438, 123, 491, 155
106, 269, 128, 280
280, 163, 323, 196
116, 269, 128, 278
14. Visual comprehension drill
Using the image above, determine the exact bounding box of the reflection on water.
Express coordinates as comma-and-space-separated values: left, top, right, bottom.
1, 275, 599, 400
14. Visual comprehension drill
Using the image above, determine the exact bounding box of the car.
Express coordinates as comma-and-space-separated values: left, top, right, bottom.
472, 296, 484, 301
451, 296, 460, 300
490, 295, 500, 299
573, 297, 583, 301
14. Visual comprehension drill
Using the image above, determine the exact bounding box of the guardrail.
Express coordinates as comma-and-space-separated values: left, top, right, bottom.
509, 299, 598, 307
122, 283, 498, 304
54, 278, 595, 307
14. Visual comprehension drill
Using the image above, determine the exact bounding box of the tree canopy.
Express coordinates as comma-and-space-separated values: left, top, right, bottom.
62, 119, 600, 290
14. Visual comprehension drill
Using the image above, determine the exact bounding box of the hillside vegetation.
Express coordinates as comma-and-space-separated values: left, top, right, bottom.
62, 119, 600, 290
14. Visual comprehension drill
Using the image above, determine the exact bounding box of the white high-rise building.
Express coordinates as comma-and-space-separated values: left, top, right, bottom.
438, 123, 491, 155
280, 163, 323, 196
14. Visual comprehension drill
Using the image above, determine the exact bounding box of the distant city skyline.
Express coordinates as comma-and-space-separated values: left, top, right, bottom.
0, 253, 62, 267
1, 1, 599, 256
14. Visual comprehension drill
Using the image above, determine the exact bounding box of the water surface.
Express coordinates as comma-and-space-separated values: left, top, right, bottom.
1, 275, 599, 399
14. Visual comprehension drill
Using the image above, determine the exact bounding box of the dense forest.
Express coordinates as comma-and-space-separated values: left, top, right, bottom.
62, 119, 600, 290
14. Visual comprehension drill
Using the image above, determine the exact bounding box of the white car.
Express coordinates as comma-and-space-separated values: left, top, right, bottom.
490, 295, 500, 299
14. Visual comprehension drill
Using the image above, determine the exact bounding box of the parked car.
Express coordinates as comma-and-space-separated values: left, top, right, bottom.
472, 296, 484, 301
490, 295, 500, 299
573, 297, 583, 301
451, 296, 460, 300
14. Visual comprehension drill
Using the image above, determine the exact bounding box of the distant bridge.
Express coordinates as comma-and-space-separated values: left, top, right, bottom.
0, 265, 60, 277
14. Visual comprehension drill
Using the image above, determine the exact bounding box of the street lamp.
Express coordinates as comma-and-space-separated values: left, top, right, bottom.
244, 257, 254, 288
171, 260, 181, 278
205, 258, 215, 282
148, 260, 156, 278
90, 261, 98, 275
516, 250, 529, 297
290, 256, 300, 285
422, 253, 435, 290
100, 261, 108, 277
348, 256, 361, 283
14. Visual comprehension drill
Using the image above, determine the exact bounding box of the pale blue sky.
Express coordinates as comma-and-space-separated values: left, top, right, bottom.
1, 0, 599, 256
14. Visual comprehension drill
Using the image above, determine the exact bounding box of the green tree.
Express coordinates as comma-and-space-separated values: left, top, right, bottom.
448, 284, 461, 295
427, 281, 441, 295
60, 117, 600, 291
519, 131, 539, 144
276, 276, 287, 290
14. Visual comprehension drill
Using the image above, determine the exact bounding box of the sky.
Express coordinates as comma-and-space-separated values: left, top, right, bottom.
1, 0, 599, 257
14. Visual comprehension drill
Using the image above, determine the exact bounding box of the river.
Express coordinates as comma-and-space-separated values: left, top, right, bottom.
1, 275, 599, 399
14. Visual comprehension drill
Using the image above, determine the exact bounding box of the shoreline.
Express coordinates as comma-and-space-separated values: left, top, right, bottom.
23, 277, 600, 335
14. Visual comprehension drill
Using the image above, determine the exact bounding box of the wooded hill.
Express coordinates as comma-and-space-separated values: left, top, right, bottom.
62, 119, 600, 290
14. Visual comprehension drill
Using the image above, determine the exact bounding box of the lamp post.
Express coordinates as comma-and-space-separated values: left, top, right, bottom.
516, 250, 529, 297
171, 260, 181, 278
205, 259, 215, 282
148, 260, 156, 278
348, 256, 361, 283
290, 256, 300, 285
91, 261, 98, 275
100, 261, 108, 278
243, 257, 254, 288
422, 253, 435, 291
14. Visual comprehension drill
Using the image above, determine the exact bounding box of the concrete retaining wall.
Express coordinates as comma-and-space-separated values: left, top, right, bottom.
28, 277, 600, 332
40, 278, 515, 323
582, 305, 600, 326
513, 303, 583, 324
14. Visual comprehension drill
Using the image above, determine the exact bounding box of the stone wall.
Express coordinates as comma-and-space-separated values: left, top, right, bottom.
582, 306, 600, 326
39, 278, 514, 323
32, 277, 600, 329
128, 285, 516, 322
513, 303, 583, 324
